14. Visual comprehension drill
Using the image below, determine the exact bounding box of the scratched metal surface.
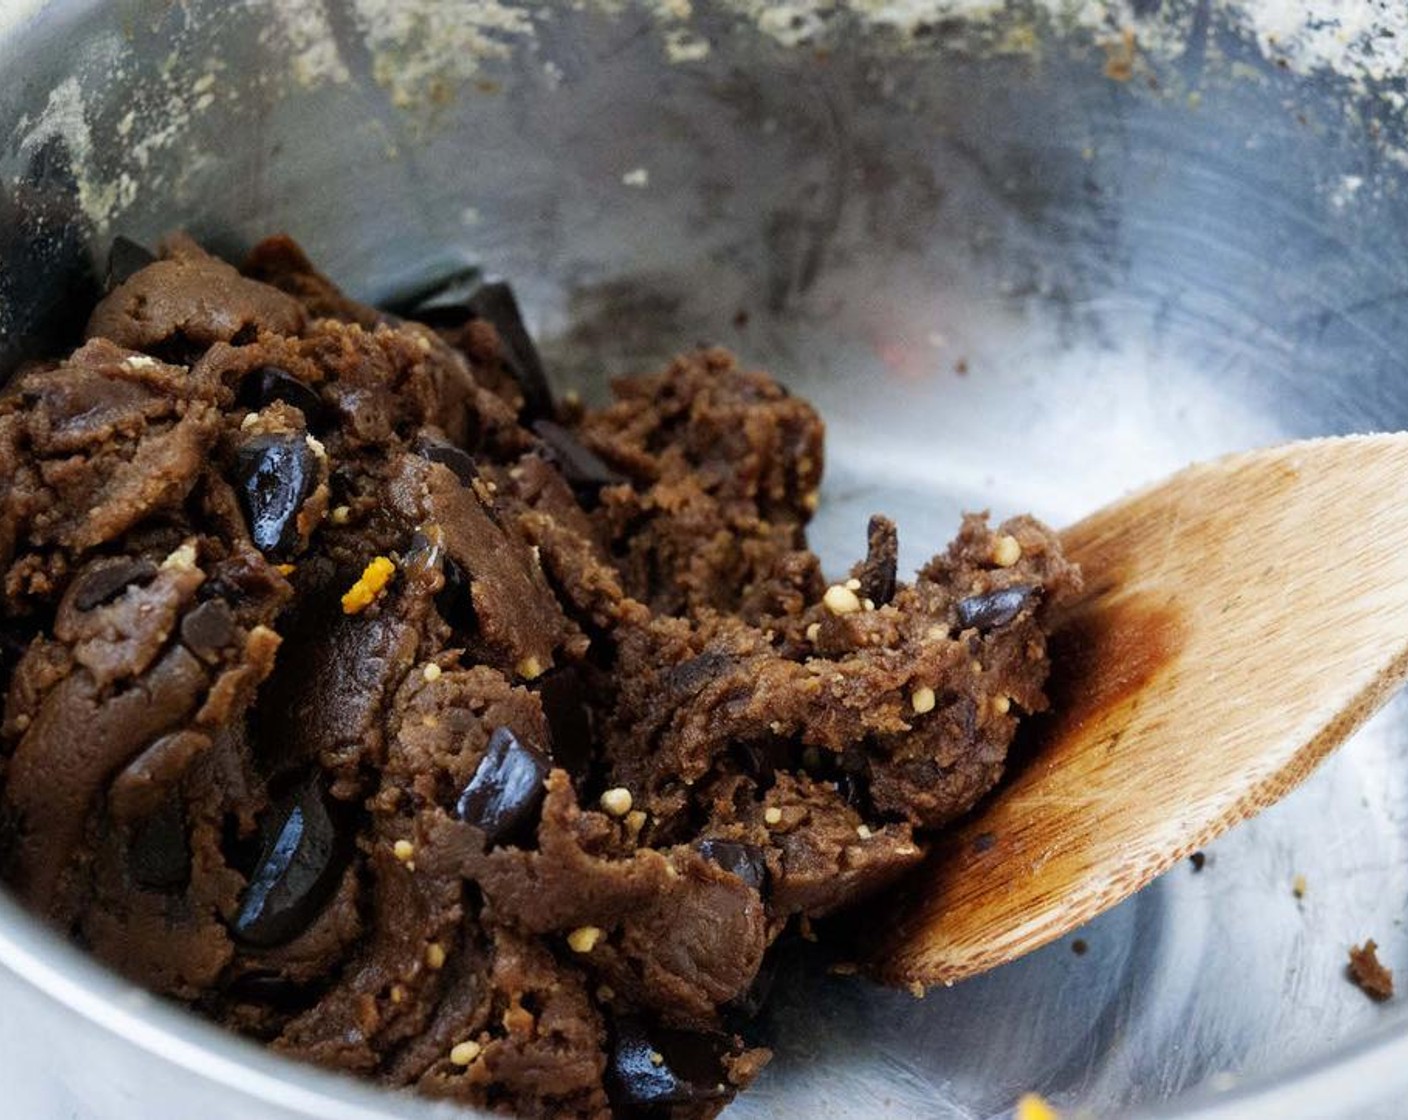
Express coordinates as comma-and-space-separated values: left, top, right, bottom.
3, 2, 1408, 1117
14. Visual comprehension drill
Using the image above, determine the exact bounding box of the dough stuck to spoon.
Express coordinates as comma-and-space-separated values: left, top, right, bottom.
873, 433, 1408, 987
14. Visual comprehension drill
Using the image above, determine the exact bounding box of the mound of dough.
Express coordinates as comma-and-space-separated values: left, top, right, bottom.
0, 235, 1079, 1118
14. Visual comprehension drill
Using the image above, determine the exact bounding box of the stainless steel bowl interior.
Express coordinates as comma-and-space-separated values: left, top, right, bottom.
4, 2, 1408, 1117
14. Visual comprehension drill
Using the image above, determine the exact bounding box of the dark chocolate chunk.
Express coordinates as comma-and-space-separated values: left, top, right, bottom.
412, 432, 479, 486
388, 273, 555, 418
71, 558, 160, 611
105, 235, 156, 290
858, 515, 898, 606
959, 695, 979, 739
402, 526, 444, 580
220, 810, 263, 879
535, 668, 594, 781
233, 780, 345, 948
697, 839, 767, 893
727, 948, 778, 1021
233, 434, 319, 560
664, 652, 731, 700
0, 628, 34, 694
180, 599, 236, 653
434, 557, 476, 632
128, 798, 190, 891
1189, 851, 1207, 872
386, 268, 483, 328
733, 739, 793, 788
835, 771, 869, 811
531, 419, 626, 507
607, 1017, 733, 1109
802, 745, 872, 810
224, 970, 310, 1011
466, 279, 555, 419
454, 727, 550, 846
237, 367, 329, 430
955, 585, 1035, 632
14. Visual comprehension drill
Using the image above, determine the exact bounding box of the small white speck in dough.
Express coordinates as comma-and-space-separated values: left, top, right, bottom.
449, 1040, 482, 1066
600, 788, 633, 817
823, 584, 862, 615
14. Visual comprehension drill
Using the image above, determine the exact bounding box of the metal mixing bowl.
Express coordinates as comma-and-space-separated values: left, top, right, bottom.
5, 1, 1408, 1117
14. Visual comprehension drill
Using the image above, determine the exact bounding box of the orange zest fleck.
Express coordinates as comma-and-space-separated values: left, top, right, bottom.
1015, 1093, 1060, 1120
341, 556, 395, 614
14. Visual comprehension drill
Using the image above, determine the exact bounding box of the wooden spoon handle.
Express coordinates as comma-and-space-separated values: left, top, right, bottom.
872, 433, 1408, 987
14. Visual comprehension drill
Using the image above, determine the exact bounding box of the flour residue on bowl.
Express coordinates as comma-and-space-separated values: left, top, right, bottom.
13, 0, 1408, 234
1232, 0, 1408, 86
10, 42, 227, 234
15, 77, 118, 221
709, 0, 1408, 92
262, 1, 351, 88
349, 0, 535, 108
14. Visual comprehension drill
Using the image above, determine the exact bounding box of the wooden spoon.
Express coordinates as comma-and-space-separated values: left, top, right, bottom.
872, 433, 1408, 988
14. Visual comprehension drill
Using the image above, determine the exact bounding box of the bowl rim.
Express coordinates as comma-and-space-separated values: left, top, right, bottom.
1, 884, 1403, 1120
2, 3, 1406, 1117
0, 891, 463, 1120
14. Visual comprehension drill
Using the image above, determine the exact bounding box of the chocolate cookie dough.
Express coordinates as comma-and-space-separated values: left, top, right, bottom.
0, 234, 1080, 1118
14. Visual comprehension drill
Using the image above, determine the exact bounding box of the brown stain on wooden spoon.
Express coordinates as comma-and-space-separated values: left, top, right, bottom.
1041, 593, 1187, 749
872, 433, 1408, 987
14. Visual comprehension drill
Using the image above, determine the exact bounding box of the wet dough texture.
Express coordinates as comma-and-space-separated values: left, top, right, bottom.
0, 235, 1079, 1118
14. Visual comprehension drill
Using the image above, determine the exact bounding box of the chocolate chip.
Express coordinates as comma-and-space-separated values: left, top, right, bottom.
697, 839, 767, 893
105, 235, 156, 290
1189, 851, 1207, 872
536, 668, 594, 781
234, 434, 319, 560
180, 599, 236, 654
531, 419, 626, 508
233, 780, 345, 948
413, 432, 479, 486
71, 558, 159, 611
237, 367, 329, 430
435, 557, 476, 632
128, 798, 190, 891
606, 1017, 733, 1109
455, 727, 550, 846
859, 515, 898, 606
955, 585, 1035, 632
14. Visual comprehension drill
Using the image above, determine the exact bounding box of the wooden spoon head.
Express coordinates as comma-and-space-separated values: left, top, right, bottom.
872, 433, 1408, 987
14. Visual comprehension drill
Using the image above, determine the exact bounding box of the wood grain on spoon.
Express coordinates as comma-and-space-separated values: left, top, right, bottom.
873, 433, 1408, 987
